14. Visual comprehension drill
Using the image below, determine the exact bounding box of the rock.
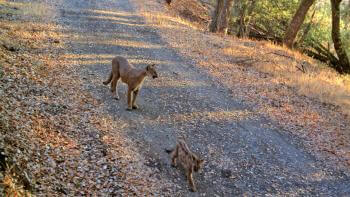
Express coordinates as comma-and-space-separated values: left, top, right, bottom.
221, 169, 232, 178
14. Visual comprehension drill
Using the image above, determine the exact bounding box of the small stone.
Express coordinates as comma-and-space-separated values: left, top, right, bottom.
221, 169, 232, 178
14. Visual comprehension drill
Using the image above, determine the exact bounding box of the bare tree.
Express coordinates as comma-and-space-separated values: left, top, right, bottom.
283, 0, 315, 48
330, 0, 350, 73
210, 0, 234, 34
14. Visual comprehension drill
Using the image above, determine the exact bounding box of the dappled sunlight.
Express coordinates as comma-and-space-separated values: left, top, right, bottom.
126, 58, 173, 66
64, 54, 115, 59
110, 20, 148, 27
63, 54, 110, 66
68, 9, 143, 26
62, 53, 174, 67
147, 78, 208, 88
0, 0, 55, 19
94, 39, 162, 49
31, 117, 80, 152
86, 15, 139, 24
88, 9, 136, 18
260, 41, 309, 61
0, 20, 63, 50
0, 5, 65, 82
141, 11, 202, 30
168, 109, 254, 123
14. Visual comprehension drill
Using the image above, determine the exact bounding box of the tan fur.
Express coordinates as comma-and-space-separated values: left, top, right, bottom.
103, 56, 158, 110
166, 138, 204, 192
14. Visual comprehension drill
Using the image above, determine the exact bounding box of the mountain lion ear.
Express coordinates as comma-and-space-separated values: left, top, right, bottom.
146, 65, 150, 71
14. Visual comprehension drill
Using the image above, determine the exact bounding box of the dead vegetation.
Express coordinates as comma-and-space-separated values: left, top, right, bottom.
222, 40, 350, 116
0, 1, 64, 195
163, 0, 211, 29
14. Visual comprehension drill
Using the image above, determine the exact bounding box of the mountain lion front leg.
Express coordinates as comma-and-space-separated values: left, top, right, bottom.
132, 89, 139, 109
111, 75, 120, 100
187, 169, 197, 192
171, 145, 179, 167
126, 88, 133, 110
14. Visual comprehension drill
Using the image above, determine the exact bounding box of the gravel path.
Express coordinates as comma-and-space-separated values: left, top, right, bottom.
53, 0, 350, 195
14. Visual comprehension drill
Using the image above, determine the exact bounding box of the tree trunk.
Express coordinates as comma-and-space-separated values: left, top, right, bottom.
210, 0, 234, 34
210, 0, 224, 33
237, 3, 248, 37
344, 0, 350, 29
297, 6, 316, 45
237, 0, 257, 38
283, 0, 315, 48
330, 0, 350, 73
237, 0, 253, 38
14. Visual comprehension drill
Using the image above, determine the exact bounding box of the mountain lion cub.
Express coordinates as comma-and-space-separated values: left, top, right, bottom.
166, 138, 204, 192
103, 56, 158, 110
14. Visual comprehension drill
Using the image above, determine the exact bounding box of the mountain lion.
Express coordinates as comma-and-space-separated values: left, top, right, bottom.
103, 56, 158, 110
166, 138, 204, 192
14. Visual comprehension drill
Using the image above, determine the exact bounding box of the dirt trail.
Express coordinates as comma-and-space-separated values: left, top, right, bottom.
52, 0, 350, 195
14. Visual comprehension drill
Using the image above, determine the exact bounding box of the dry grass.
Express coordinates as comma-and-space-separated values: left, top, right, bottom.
141, 11, 203, 30
223, 39, 350, 116
132, 0, 207, 30
2, 167, 31, 197
291, 70, 350, 113
167, 0, 210, 26
0, 0, 55, 20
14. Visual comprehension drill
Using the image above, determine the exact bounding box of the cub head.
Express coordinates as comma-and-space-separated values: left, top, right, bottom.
146, 64, 158, 79
193, 156, 204, 172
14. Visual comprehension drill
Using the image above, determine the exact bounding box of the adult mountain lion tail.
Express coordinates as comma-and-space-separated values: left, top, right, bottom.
103, 72, 113, 85
165, 149, 173, 154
